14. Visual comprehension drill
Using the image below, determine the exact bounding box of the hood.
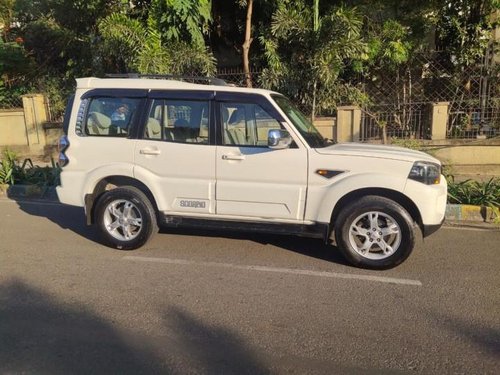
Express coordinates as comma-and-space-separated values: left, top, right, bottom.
315, 142, 440, 164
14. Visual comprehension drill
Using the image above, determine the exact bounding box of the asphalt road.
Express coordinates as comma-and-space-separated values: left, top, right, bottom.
0, 198, 499, 374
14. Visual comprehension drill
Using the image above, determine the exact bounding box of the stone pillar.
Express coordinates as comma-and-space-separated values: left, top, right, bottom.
22, 94, 48, 147
336, 106, 361, 142
313, 117, 336, 140
430, 102, 449, 140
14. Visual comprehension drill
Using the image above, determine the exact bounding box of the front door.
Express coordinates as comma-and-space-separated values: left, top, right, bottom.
215, 93, 308, 221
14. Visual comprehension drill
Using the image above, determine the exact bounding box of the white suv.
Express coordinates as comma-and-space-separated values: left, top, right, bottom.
57, 76, 447, 269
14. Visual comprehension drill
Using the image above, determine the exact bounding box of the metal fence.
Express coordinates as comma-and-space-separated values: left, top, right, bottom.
216, 67, 262, 87
0, 95, 23, 109
357, 50, 499, 140
360, 103, 430, 140
217, 55, 499, 141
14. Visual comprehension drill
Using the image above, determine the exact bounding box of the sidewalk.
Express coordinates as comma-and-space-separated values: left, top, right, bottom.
1, 184, 498, 229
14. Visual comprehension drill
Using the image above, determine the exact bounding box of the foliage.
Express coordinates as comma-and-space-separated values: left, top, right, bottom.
389, 138, 423, 150
0, 38, 32, 87
13, 158, 61, 187
447, 176, 500, 207
31, 76, 72, 121
97, 10, 215, 76
0, 149, 16, 184
0, 150, 61, 187
150, 0, 212, 48
259, 1, 366, 118
434, 0, 499, 68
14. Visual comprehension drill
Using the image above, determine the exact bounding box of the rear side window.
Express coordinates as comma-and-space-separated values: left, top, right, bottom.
144, 99, 209, 144
84, 97, 141, 137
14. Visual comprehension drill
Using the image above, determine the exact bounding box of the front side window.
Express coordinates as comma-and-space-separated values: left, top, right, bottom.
144, 99, 209, 144
221, 102, 282, 146
84, 97, 140, 136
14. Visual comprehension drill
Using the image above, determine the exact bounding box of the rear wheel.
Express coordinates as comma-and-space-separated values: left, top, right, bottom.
334, 196, 416, 269
95, 186, 158, 250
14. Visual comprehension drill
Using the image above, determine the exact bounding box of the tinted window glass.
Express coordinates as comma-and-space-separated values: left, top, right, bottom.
84, 97, 140, 137
221, 102, 282, 146
144, 99, 209, 144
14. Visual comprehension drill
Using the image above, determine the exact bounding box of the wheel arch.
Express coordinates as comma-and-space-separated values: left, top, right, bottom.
329, 187, 423, 239
85, 175, 158, 225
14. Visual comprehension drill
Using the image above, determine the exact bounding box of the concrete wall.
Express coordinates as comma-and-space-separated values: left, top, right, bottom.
0, 94, 49, 147
0, 110, 27, 146
428, 144, 500, 179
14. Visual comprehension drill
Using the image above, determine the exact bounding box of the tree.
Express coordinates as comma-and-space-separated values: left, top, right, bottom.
150, 0, 212, 48
97, 5, 216, 76
354, 18, 414, 143
0, 0, 15, 40
260, 0, 366, 120
241, 0, 254, 87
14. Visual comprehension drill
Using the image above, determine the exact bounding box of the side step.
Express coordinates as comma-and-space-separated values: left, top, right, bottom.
161, 215, 329, 241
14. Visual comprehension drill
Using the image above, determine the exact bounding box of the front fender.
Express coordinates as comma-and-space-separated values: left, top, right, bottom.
307, 173, 409, 223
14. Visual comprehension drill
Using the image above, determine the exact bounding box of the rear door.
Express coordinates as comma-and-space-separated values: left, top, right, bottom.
134, 90, 217, 214
215, 92, 308, 221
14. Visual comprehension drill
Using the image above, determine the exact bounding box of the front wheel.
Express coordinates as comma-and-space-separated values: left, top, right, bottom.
334, 196, 416, 270
95, 186, 158, 250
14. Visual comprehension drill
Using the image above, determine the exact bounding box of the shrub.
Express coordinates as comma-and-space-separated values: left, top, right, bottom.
0, 150, 61, 187
0, 150, 17, 184
446, 176, 500, 207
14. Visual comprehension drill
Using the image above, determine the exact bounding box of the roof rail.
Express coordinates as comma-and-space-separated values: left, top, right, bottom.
104, 73, 229, 86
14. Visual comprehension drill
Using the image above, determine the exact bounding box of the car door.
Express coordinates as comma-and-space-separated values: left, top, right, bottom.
134, 90, 217, 215
215, 92, 308, 221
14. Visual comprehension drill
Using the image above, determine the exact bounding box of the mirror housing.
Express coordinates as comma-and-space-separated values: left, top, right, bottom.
268, 129, 292, 150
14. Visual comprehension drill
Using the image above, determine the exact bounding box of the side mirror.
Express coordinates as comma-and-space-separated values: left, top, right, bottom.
268, 129, 292, 150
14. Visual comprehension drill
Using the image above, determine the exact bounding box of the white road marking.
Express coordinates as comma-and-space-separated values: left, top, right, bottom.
442, 225, 497, 232
123, 255, 422, 286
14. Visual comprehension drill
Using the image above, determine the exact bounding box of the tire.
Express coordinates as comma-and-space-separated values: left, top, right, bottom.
334, 196, 416, 270
94, 186, 158, 250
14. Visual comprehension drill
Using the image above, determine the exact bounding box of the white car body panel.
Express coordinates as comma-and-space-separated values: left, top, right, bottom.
133, 140, 216, 214
57, 77, 448, 248
215, 145, 308, 220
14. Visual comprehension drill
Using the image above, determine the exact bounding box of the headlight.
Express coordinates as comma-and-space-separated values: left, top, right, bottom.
408, 161, 441, 185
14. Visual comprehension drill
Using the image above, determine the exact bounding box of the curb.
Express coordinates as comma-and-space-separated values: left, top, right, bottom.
1, 184, 498, 226
445, 204, 498, 223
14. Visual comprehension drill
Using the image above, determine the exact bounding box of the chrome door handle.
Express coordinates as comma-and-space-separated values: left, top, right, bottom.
139, 148, 161, 155
222, 154, 245, 161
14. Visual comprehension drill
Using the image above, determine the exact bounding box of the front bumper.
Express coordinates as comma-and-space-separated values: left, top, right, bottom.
422, 217, 445, 238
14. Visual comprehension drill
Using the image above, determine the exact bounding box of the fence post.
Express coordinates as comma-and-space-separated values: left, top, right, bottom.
336, 106, 361, 142
21, 94, 48, 147
430, 102, 449, 140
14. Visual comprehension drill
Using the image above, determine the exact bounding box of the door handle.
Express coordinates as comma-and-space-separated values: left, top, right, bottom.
222, 154, 245, 161
140, 148, 161, 155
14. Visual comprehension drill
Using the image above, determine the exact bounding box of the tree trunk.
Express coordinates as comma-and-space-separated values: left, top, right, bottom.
311, 79, 317, 123
242, 0, 254, 88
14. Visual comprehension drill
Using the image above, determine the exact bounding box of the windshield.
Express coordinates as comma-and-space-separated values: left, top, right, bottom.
272, 95, 328, 148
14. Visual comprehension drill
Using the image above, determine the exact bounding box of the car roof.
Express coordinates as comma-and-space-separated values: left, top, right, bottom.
76, 77, 279, 97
